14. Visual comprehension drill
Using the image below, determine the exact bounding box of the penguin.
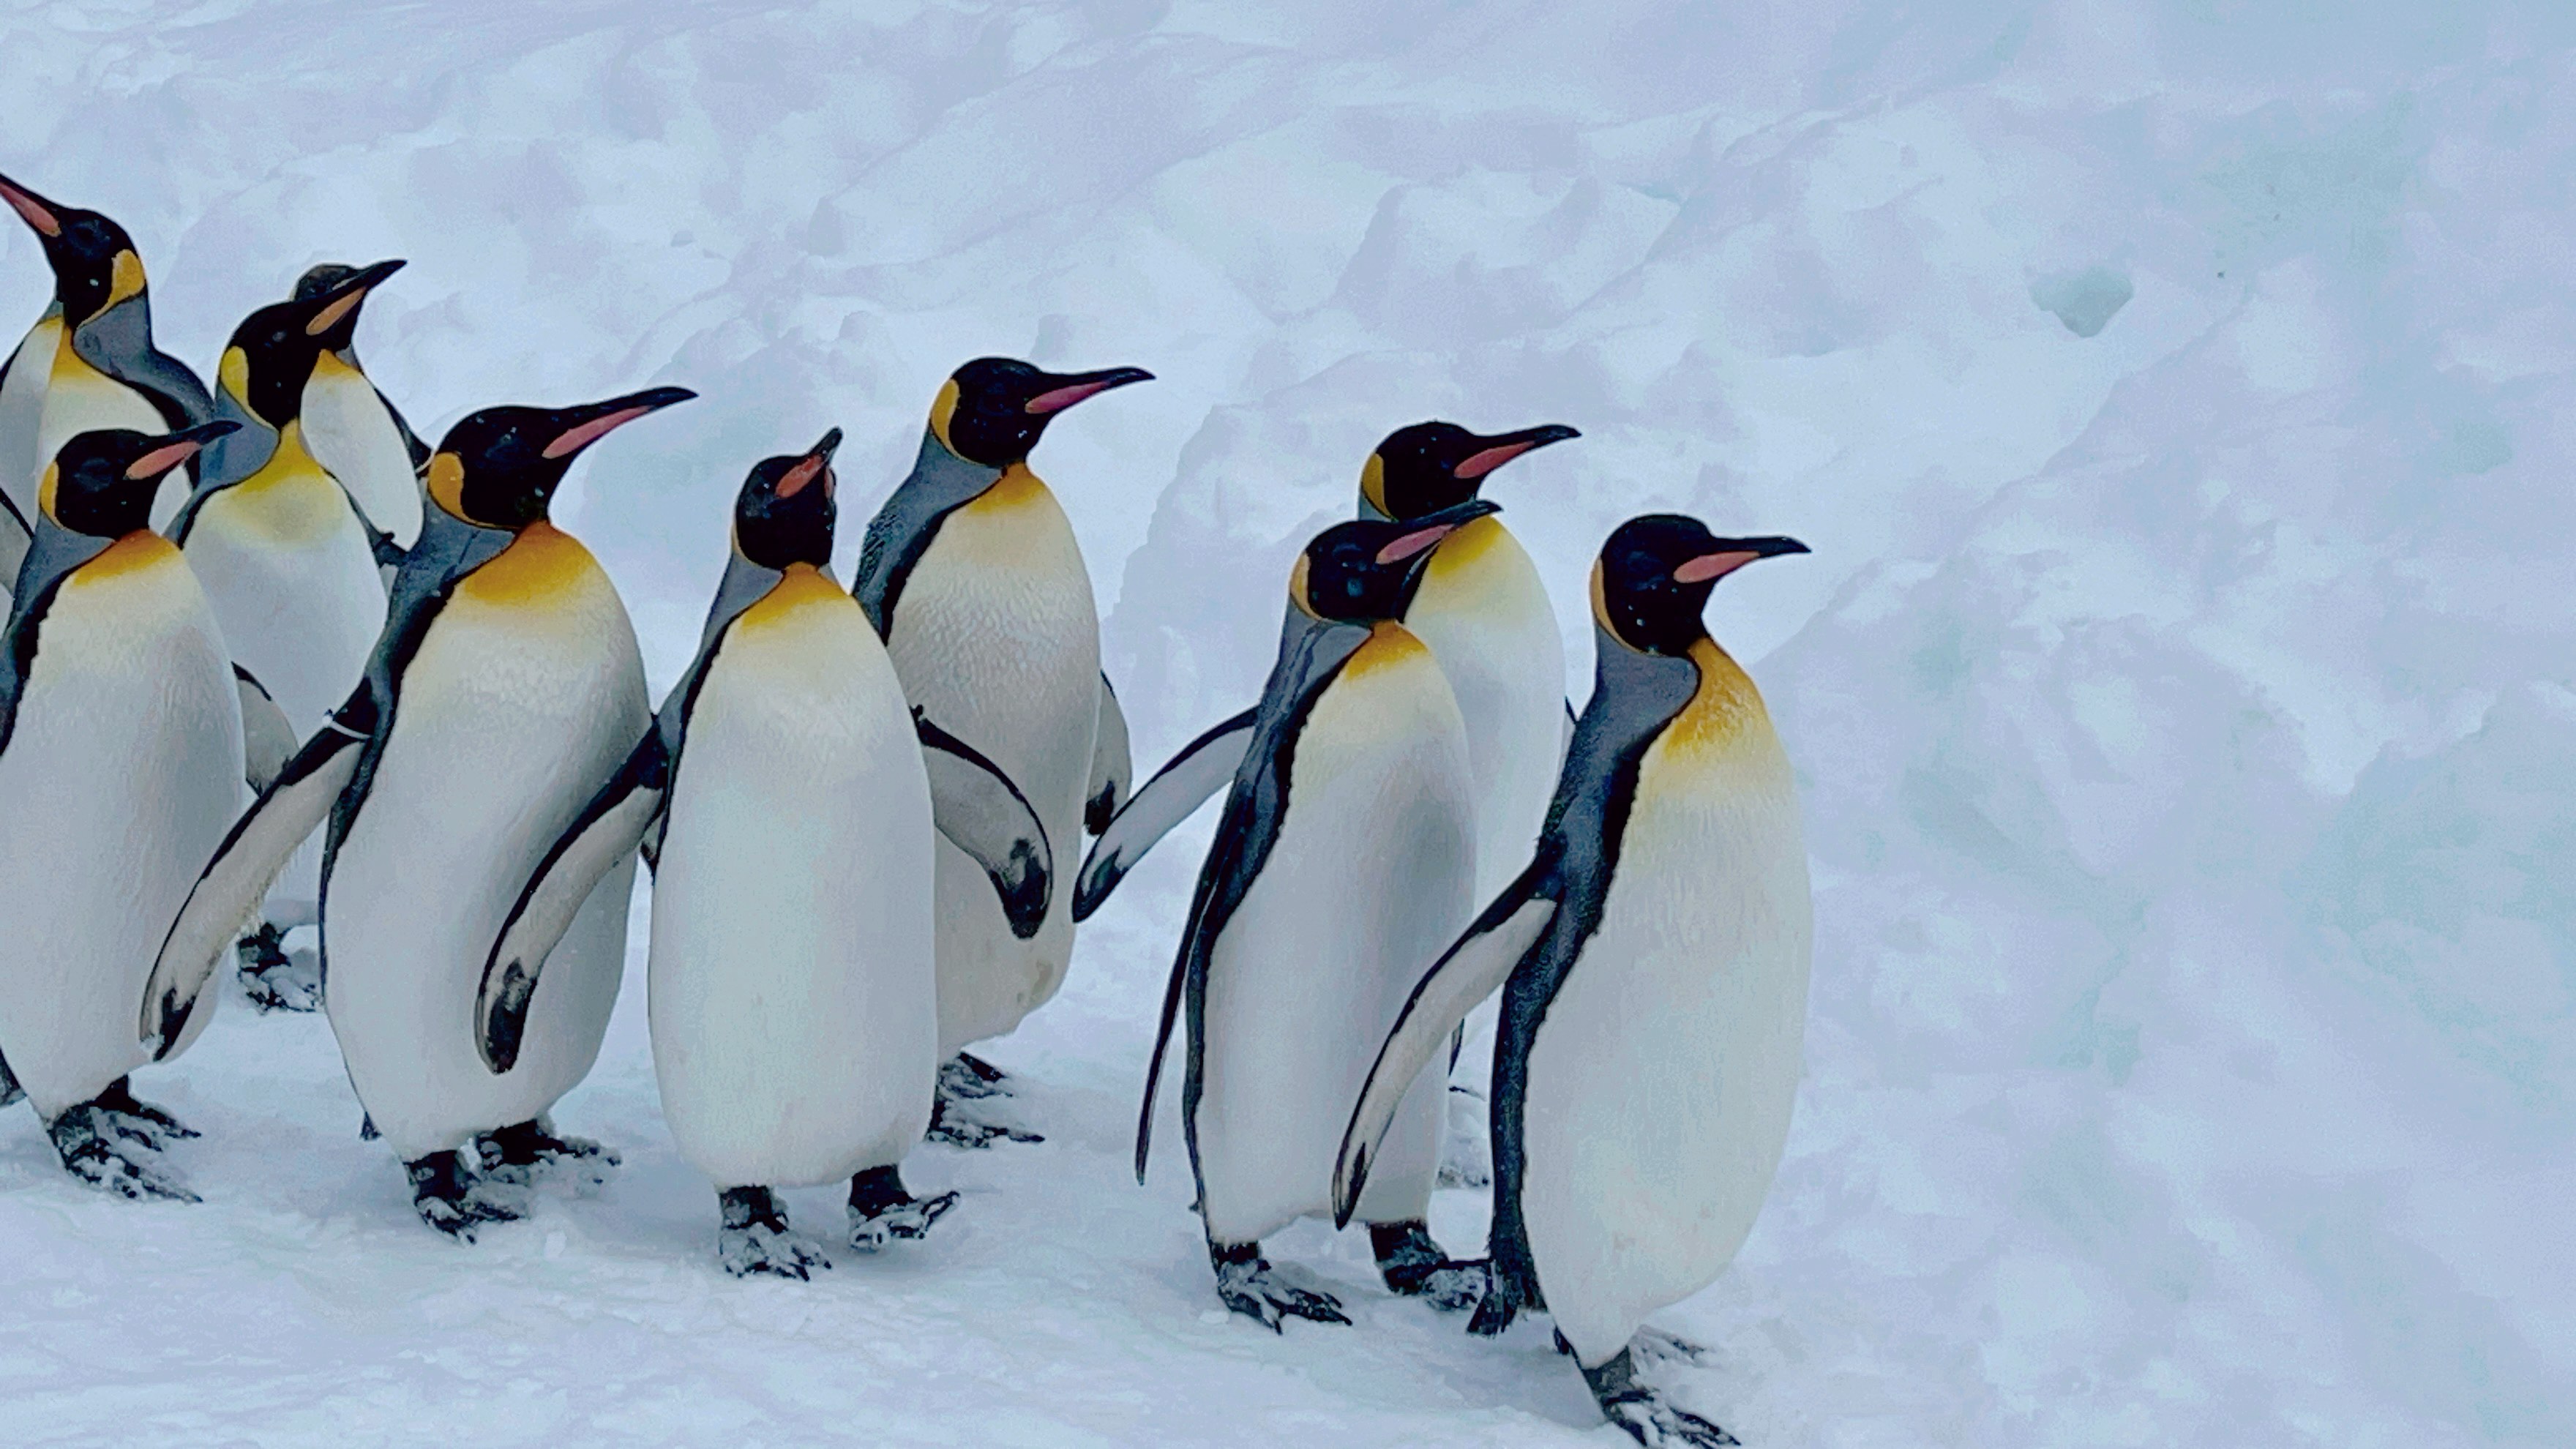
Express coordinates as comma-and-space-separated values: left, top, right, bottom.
1333, 516, 1813, 1448
850, 356, 1149, 1145
1131, 501, 1497, 1330
469, 430, 1056, 1274
0, 422, 240, 1199
170, 262, 406, 1011
291, 261, 431, 553
144, 385, 693, 1237
0, 172, 214, 536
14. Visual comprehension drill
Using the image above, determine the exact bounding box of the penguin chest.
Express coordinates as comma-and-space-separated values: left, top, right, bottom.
0, 537, 242, 1115
1518, 665, 1812, 1363
302, 356, 421, 547
1194, 626, 1476, 1240
651, 576, 938, 1188
0, 315, 60, 514
1409, 517, 1568, 898
187, 442, 386, 727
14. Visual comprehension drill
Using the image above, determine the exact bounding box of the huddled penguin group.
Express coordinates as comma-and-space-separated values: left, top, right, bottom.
0, 168, 1810, 1448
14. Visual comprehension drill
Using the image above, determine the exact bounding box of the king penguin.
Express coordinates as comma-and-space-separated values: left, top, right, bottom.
171, 262, 406, 1011
850, 355, 1149, 1145
1132, 501, 1497, 1330
0, 422, 239, 1199
0, 172, 213, 550
472, 431, 1055, 1273
1334, 515, 1813, 1448
146, 384, 693, 1237
291, 261, 430, 553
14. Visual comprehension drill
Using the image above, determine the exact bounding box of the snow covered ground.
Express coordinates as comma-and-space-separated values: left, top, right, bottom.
4, 1, 2571, 1443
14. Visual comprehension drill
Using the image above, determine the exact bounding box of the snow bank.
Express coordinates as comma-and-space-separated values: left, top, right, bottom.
0, 1, 2566, 1444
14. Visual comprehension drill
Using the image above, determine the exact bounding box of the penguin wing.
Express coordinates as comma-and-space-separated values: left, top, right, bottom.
233, 665, 299, 793
1085, 671, 1131, 837
1072, 705, 1257, 921
916, 711, 1053, 939
476, 729, 671, 1074
73, 305, 214, 428
1333, 864, 1562, 1227
0, 487, 28, 607
141, 688, 376, 1058
0, 526, 112, 756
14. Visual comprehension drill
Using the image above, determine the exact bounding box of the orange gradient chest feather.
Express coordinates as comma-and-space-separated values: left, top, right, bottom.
1657, 637, 1772, 763
734, 564, 861, 637
455, 522, 604, 609
1339, 619, 1434, 682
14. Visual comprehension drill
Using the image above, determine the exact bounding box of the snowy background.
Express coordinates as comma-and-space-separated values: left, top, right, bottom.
3, 1, 2569, 1443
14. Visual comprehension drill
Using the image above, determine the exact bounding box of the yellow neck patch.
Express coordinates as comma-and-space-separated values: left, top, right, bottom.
962, 460, 1047, 517
107, 250, 146, 309
73, 529, 179, 583
311, 349, 363, 386
1341, 618, 1430, 681
1422, 512, 1504, 585
737, 561, 855, 634
218, 346, 251, 406
233, 420, 324, 495
457, 520, 597, 607
928, 379, 962, 453
1359, 454, 1389, 516
1659, 637, 1770, 759
36, 461, 59, 523
426, 452, 468, 522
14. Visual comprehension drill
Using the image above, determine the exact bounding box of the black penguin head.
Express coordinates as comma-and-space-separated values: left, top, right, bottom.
929, 356, 1153, 468
427, 386, 696, 531
1362, 421, 1579, 520
734, 428, 841, 570
1593, 514, 1809, 656
1292, 499, 1502, 624
42, 422, 239, 538
286, 258, 403, 353
0, 171, 146, 327
220, 261, 406, 427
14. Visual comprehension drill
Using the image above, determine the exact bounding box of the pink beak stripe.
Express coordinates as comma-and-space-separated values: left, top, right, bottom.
777, 455, 826, 498
1025, 379, 1120, 415
125, 441, 201, 479
1377, 523, 1456, 565
542, 406, 655, 460
1454, 441, 1538, 479
2, 181, 61, 238
1674, 550, 1761, 585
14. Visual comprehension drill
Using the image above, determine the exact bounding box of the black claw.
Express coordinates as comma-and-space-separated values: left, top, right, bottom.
236, 924, 321, 1013
408, 1150, 518, 1241
96, 1077, 200, 1139
1369, 1221, 1483, 1311
1585, 1349, 1739, 1448
925, 1090, 1041, 1148
847, 1165, 959, 1249
1210, 1241, 1349, 1330
719, 1186, 833, 1278
480, 1118, 618, 1171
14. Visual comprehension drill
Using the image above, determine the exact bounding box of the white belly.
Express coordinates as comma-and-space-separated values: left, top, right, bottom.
36, 350, 183, 529
1520, 735, 1812, 1366
302, 360, 421, 548
0, 542, 242, 1117
651, 588, 937, 1189
1409, 519, 1565, 902
1194, 637, 1474, 1244
0, 316, 58, 523
883, 473, 1099, 1054
322, 547, 645, 1161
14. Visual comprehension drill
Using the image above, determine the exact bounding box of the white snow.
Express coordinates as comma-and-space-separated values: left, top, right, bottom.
4, 1, 2571, 1445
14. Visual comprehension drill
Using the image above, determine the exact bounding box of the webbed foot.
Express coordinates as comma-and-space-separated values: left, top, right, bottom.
1210, 1240, 1349, 1331
1369, 1220, 1483, 1311
1584, 1349, 1738, 1447
49, 1100, 198, 1202
846, 1164, 958, 1251
408, 1150, 520, 1242
719, 1187, 832, 1279
95, 1077, 201, 1147
938, 1052, 1013, 1101
236, 924, 321, 1013
924, 1089, 1042, 1148
1632, 1324, 1712, 1367
479, 1117, 619, 1188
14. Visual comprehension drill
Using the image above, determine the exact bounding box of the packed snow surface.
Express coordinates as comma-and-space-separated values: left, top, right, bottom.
4, 1, 2570, 1444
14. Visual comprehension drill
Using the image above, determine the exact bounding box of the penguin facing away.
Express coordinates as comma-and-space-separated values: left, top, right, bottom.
471, 430, 1056, 1275
0, 422, 239, 1200
292, 261, 431, 554
1334, 515, 1813, 1448
850, 355, 1149, 1145
0, 172, 214, 541
171, 262, 406, 1011
1132, 501, 1497, 1330
145, 384, 693, 1238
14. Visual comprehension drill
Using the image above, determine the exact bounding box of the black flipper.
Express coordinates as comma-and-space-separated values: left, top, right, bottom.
1085, 670, 1131, 836
915, 711, 1053, 939
233, 664, 298, 793
1073, 705, 1255, 921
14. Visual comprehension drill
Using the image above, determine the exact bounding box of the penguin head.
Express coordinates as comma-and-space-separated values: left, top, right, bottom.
41, 422, 239, 537
734, 427, 842, 570
427, 386, 697, 531
0, 171, 147, 327
1292, 499, 1502, 624
928, 356, 1153, 468
286, 258, 403, 353
1593, 514, 1808, 656
219, 260, 406, 427
1360, 421, 1580, 520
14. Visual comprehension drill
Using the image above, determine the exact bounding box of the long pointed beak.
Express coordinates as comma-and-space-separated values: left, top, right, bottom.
778, 426, 843, 499
1455, 423, 1580, 481
1025, 365, 1154, 416
0, 172, 62, 239
125, 421, 241, 480
304, 258, 406, 337
539, 386, 697, 460
1375, 498, 1502, 564
1673, 535, 1810, 583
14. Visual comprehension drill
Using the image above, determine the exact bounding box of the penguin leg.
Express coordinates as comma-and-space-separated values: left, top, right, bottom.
406, 1150, 520, 1242
478, 1116, 620, 1189
846, 1164, 959, 1251
235, 924, 321, 1014
1208, 1240, 1350, 1332
716, 1187, 832, 1279
1581, 1349, 1739, 1448
1367, 1220, 1484, 1311
48, 1093, 198, 1203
